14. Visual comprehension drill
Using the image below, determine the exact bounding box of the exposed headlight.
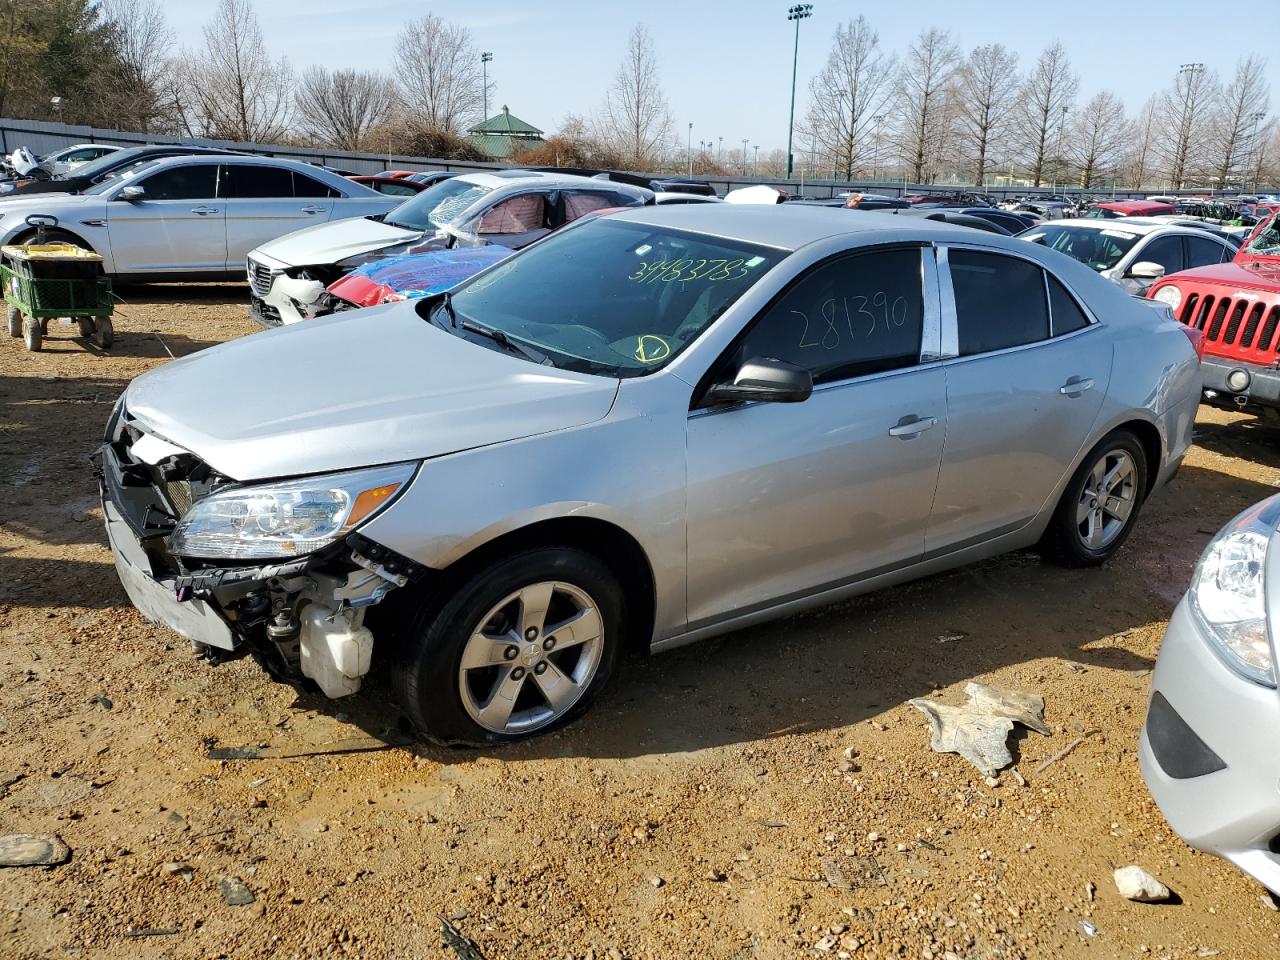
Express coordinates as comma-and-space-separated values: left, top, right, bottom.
1189, 503, 1278, 686
169, 462, 417, 560
1152, 285, 1182, 310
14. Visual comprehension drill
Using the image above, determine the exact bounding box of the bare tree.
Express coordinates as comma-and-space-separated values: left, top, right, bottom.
896, 27, 959, 184
1209, 55, 1269, 190
1119, 96, 1159, 190
955, 43, 1019, 186
295, 67, 393, 151
802, 16, 897, 181
394, 13, 484, 136
595, 24, 673, 169
1013, 43, 1078, 187
186, 0, 291, 142
1069, 91, 1127, 189
99, 0, 174, 131
1154, 63, 1218, 189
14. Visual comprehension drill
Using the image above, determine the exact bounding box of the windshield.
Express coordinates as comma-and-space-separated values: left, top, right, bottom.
81, 159, 159, 195
72, 147, 155, 182
439, 219, 786, 376
1022, 224, 1140, 272
384, 178, 495, 231
1243, 214, 1280, 257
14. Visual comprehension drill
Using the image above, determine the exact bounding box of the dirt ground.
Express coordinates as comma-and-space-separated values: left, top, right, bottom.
2, 287, 1279, 960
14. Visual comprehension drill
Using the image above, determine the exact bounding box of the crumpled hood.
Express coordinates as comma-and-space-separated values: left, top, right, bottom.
124, 302, 619, 481
250, 215, 425, 268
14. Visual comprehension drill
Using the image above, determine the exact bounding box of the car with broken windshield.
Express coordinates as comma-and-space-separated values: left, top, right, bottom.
99, 205, 1200, 745
245, 170, 650, 325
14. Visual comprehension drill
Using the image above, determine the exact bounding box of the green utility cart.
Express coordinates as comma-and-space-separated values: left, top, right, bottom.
2, 241, 114, 352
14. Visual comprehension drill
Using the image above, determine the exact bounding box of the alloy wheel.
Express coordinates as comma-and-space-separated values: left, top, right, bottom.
1076, 449, 1137, 550
458, 581, 604, 735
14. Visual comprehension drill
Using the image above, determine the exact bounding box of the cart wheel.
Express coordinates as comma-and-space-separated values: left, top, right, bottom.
93, 316, 113, 349
75, 316, 94, 338
22, 315, 41, 352
6, 304, 20, 338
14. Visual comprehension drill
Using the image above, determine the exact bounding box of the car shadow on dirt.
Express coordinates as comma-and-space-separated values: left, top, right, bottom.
113, 282, 249, 306
1193, 411, 1280, 469
283, 462, 1280, 762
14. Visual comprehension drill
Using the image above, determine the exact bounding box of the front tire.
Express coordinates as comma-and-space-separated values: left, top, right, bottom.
1040, 429, 1148, 567
22, 314, 41, 352
391, 547, 624, 745
6, 304, 21, 338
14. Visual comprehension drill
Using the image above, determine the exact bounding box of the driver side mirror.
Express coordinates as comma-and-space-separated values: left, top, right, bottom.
1128, 260, 1165, 279
705, 356, 813, 406
118, 185, 145, 202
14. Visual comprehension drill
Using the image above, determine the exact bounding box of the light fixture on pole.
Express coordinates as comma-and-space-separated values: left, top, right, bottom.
687, 122, 693, 177
480, 52, 493, 119
785, 4, 813, 180
50, 96, 64, 124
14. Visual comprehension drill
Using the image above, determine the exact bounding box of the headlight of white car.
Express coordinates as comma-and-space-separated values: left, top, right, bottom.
1189, 504, 1278, 686
169, 462, 417, 561
1152, 284, 1182, 310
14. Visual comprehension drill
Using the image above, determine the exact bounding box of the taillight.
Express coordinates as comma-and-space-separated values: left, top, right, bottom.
1179, 323, 1206, 361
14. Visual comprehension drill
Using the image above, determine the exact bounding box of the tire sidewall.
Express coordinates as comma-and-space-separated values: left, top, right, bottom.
1054, 430, 1148, 564
397, 547, 624, 746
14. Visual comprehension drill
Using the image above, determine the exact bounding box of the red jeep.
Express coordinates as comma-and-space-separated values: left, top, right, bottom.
1147, 210, 1280, 417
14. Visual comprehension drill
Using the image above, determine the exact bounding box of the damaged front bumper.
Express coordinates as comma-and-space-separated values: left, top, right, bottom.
95, 418, 425, 698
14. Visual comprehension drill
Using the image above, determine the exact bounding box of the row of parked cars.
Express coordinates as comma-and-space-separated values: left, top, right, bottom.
6, 141, 1276, 899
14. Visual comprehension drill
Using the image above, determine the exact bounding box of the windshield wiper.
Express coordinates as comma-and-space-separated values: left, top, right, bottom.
459, 319, 553, 366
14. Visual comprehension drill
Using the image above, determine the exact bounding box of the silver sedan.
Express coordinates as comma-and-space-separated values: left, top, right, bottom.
1141, 496, 1280, 893
99, 205, 1202, 744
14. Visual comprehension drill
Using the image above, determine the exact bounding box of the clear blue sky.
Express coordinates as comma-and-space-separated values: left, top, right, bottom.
166, 0, 1280, 153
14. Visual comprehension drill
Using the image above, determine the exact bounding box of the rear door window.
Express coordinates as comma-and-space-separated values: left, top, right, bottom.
1186, 235, 1230, 268
293, 171, 340, 198
949, 250, 1049, 355
1047, 275, 1090, 335
221, 164, 294, 199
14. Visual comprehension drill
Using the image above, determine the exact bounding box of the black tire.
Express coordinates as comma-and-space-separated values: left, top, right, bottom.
92, 316, 113, 349
22, 314, 41, 352
6, 304, 20, 338
75, 316, 94, 338
390, 546, 624, 746
1040, 429, 1148, 567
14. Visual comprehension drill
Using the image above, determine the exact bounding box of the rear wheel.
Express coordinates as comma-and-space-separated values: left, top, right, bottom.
6, 304, 20, 338
390, 547, 623, 746
75, 316, 94, 338
92, 316, 113, 349
1040, 429, 1147, 567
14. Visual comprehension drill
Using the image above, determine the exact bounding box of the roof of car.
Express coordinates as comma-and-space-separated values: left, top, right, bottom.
1040, 219, 1169, 236
118, 153, 378, 195
607, 204, 993, 251
452, 169, 651, 195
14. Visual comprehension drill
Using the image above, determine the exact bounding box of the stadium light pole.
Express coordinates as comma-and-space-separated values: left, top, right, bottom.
785, 4, 813, 180
688, 122, 693, 177
742, 138, 750, 175
481, 52, 493, 119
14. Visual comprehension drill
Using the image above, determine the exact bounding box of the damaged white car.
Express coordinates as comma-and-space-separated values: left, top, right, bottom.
245, 170, 649, 325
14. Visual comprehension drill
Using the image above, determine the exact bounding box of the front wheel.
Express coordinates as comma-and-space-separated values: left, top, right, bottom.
390, 547, 623, 745
1040, 429, 1148, 567
22, 314, 41, 352
6, 304, 21, 338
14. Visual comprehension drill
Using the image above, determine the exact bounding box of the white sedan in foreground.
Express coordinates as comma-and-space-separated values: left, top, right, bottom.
0, 154, 400, 280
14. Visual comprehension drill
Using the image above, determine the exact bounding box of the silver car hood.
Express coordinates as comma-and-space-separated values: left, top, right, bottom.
124, 303, 619, 481
251, 215, 423, 267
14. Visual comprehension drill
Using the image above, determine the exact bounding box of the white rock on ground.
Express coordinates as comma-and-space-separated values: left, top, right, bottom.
1114, 865, 1172, 902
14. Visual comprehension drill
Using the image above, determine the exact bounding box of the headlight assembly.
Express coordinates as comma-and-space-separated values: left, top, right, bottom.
1189, 503, 1278, 686
169, 462, 417, 560
1152, 284, 1182, 311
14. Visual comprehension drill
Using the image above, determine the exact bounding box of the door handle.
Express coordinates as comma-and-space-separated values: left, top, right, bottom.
1059, 377, 1095, 396
191, 206, 218, 215
888, 416, 938, 439
301, 205, 325, 215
